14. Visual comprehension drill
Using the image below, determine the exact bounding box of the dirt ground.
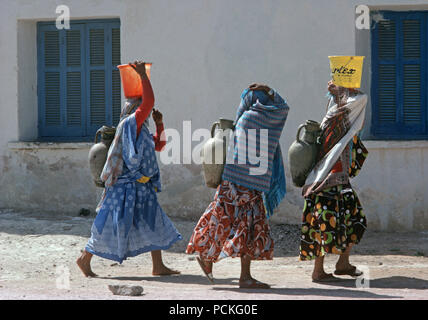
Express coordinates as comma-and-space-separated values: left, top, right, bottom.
0, 208, 427, 300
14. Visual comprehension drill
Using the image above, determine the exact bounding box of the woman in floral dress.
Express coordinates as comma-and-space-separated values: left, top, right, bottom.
300, 80, 368, 282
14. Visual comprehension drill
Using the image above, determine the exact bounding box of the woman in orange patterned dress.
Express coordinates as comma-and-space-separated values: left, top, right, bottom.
186, 180, 274, 288
186, 84, 289, 289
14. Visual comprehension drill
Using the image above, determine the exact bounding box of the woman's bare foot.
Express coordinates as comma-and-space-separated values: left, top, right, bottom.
335, 260, 354, 270
334, 263, 363, 277
151, 250, 180, 276
76, 250, 98, 277
238, 255, 269, 289
312, 271, 340, 282
239, 277, 270, 289
335, 245, 362, 277
152, 264, 181, 276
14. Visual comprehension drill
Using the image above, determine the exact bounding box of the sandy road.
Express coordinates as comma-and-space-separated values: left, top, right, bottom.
0, 209, 427, 300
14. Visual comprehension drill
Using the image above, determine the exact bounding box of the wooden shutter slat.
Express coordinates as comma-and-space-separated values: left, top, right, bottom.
112, 28, 121, 66
45, 72, 61, 126
378, 20, 396, 59
67, 72, 82, 126
66, 30, 81, 66
403, 64, 422, 123
112, 69, 121, 125
403, 20, 421, 59
90, 69, 106, 125
90, 29, 105, 66
44, 31, 60, 67
378, 64, 397, 123
112, 27, 121, 126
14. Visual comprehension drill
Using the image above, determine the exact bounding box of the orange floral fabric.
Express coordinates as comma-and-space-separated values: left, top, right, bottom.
186, 180, 274, 262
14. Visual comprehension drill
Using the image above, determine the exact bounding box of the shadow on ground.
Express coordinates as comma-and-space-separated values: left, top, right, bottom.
97, 274, 428, 298
97, 274, 237, 286
317, 276, 428, 290
212, 287, 401, 299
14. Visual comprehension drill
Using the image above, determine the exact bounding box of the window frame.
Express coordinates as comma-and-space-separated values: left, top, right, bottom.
37, 18, 121, 141
370, 10, 428, 140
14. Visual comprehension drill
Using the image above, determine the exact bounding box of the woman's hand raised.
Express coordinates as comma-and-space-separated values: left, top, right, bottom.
129, 60, 148, 79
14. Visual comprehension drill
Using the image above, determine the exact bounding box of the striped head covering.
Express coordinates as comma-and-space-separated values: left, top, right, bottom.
222, 87, 289, 217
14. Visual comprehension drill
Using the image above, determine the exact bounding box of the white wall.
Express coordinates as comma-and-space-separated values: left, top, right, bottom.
0, 0, 427, 230
17, 20, 38, 141
355, 141, 428, 231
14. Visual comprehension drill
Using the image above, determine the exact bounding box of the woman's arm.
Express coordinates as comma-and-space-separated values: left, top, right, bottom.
153, 122, 166, 151
129, 61, 155, 136
152, 109, 166, 151
135, 76, 155, 136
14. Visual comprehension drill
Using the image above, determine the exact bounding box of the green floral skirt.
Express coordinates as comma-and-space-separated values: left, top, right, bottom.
299, 185, 367, 261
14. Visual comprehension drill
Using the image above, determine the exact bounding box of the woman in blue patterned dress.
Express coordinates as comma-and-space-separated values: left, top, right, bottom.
77, 61, 182, 277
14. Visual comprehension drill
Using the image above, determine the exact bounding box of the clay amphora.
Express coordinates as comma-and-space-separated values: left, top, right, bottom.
201, 118, 234, 188
88, 126, 116, 188
288, 120, 322, 187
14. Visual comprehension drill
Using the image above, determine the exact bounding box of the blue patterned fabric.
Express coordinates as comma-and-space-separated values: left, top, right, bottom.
263, 145, 287, 218
222, 88, 289, 217
86, 114, 182, 263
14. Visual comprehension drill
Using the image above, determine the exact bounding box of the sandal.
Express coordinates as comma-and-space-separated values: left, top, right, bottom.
312, 273, 342, 283
196, 256, 214, 284
334, 266, 363, 277
239, 279, 271, 289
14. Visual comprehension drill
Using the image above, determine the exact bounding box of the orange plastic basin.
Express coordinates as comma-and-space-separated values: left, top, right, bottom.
117, 63, 152, 98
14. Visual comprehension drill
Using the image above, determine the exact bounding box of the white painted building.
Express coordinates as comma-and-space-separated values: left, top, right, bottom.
1, 0, 427, 231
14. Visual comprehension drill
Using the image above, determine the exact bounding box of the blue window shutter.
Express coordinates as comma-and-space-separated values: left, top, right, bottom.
38, 23, 86, 138
86, 21, 121, 136
64, 25, 86, 136
377, 19, 397, 125
112, 69, 121, 126
38, 19, 120, 139
87, 26, 106, 133
38, 25, 62, 137
44, 31, 60, 66
371, 11, 427, 139
66, 71, 83, 126
377, 64, 396, 123
44, 72, 61, 126
112, 26, 121, 126
402, 19, 423, 127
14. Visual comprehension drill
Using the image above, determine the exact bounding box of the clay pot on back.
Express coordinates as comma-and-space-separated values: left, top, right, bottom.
88, 126, 116, 188
201, 118, 234, 188
288, 120, 322, 187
